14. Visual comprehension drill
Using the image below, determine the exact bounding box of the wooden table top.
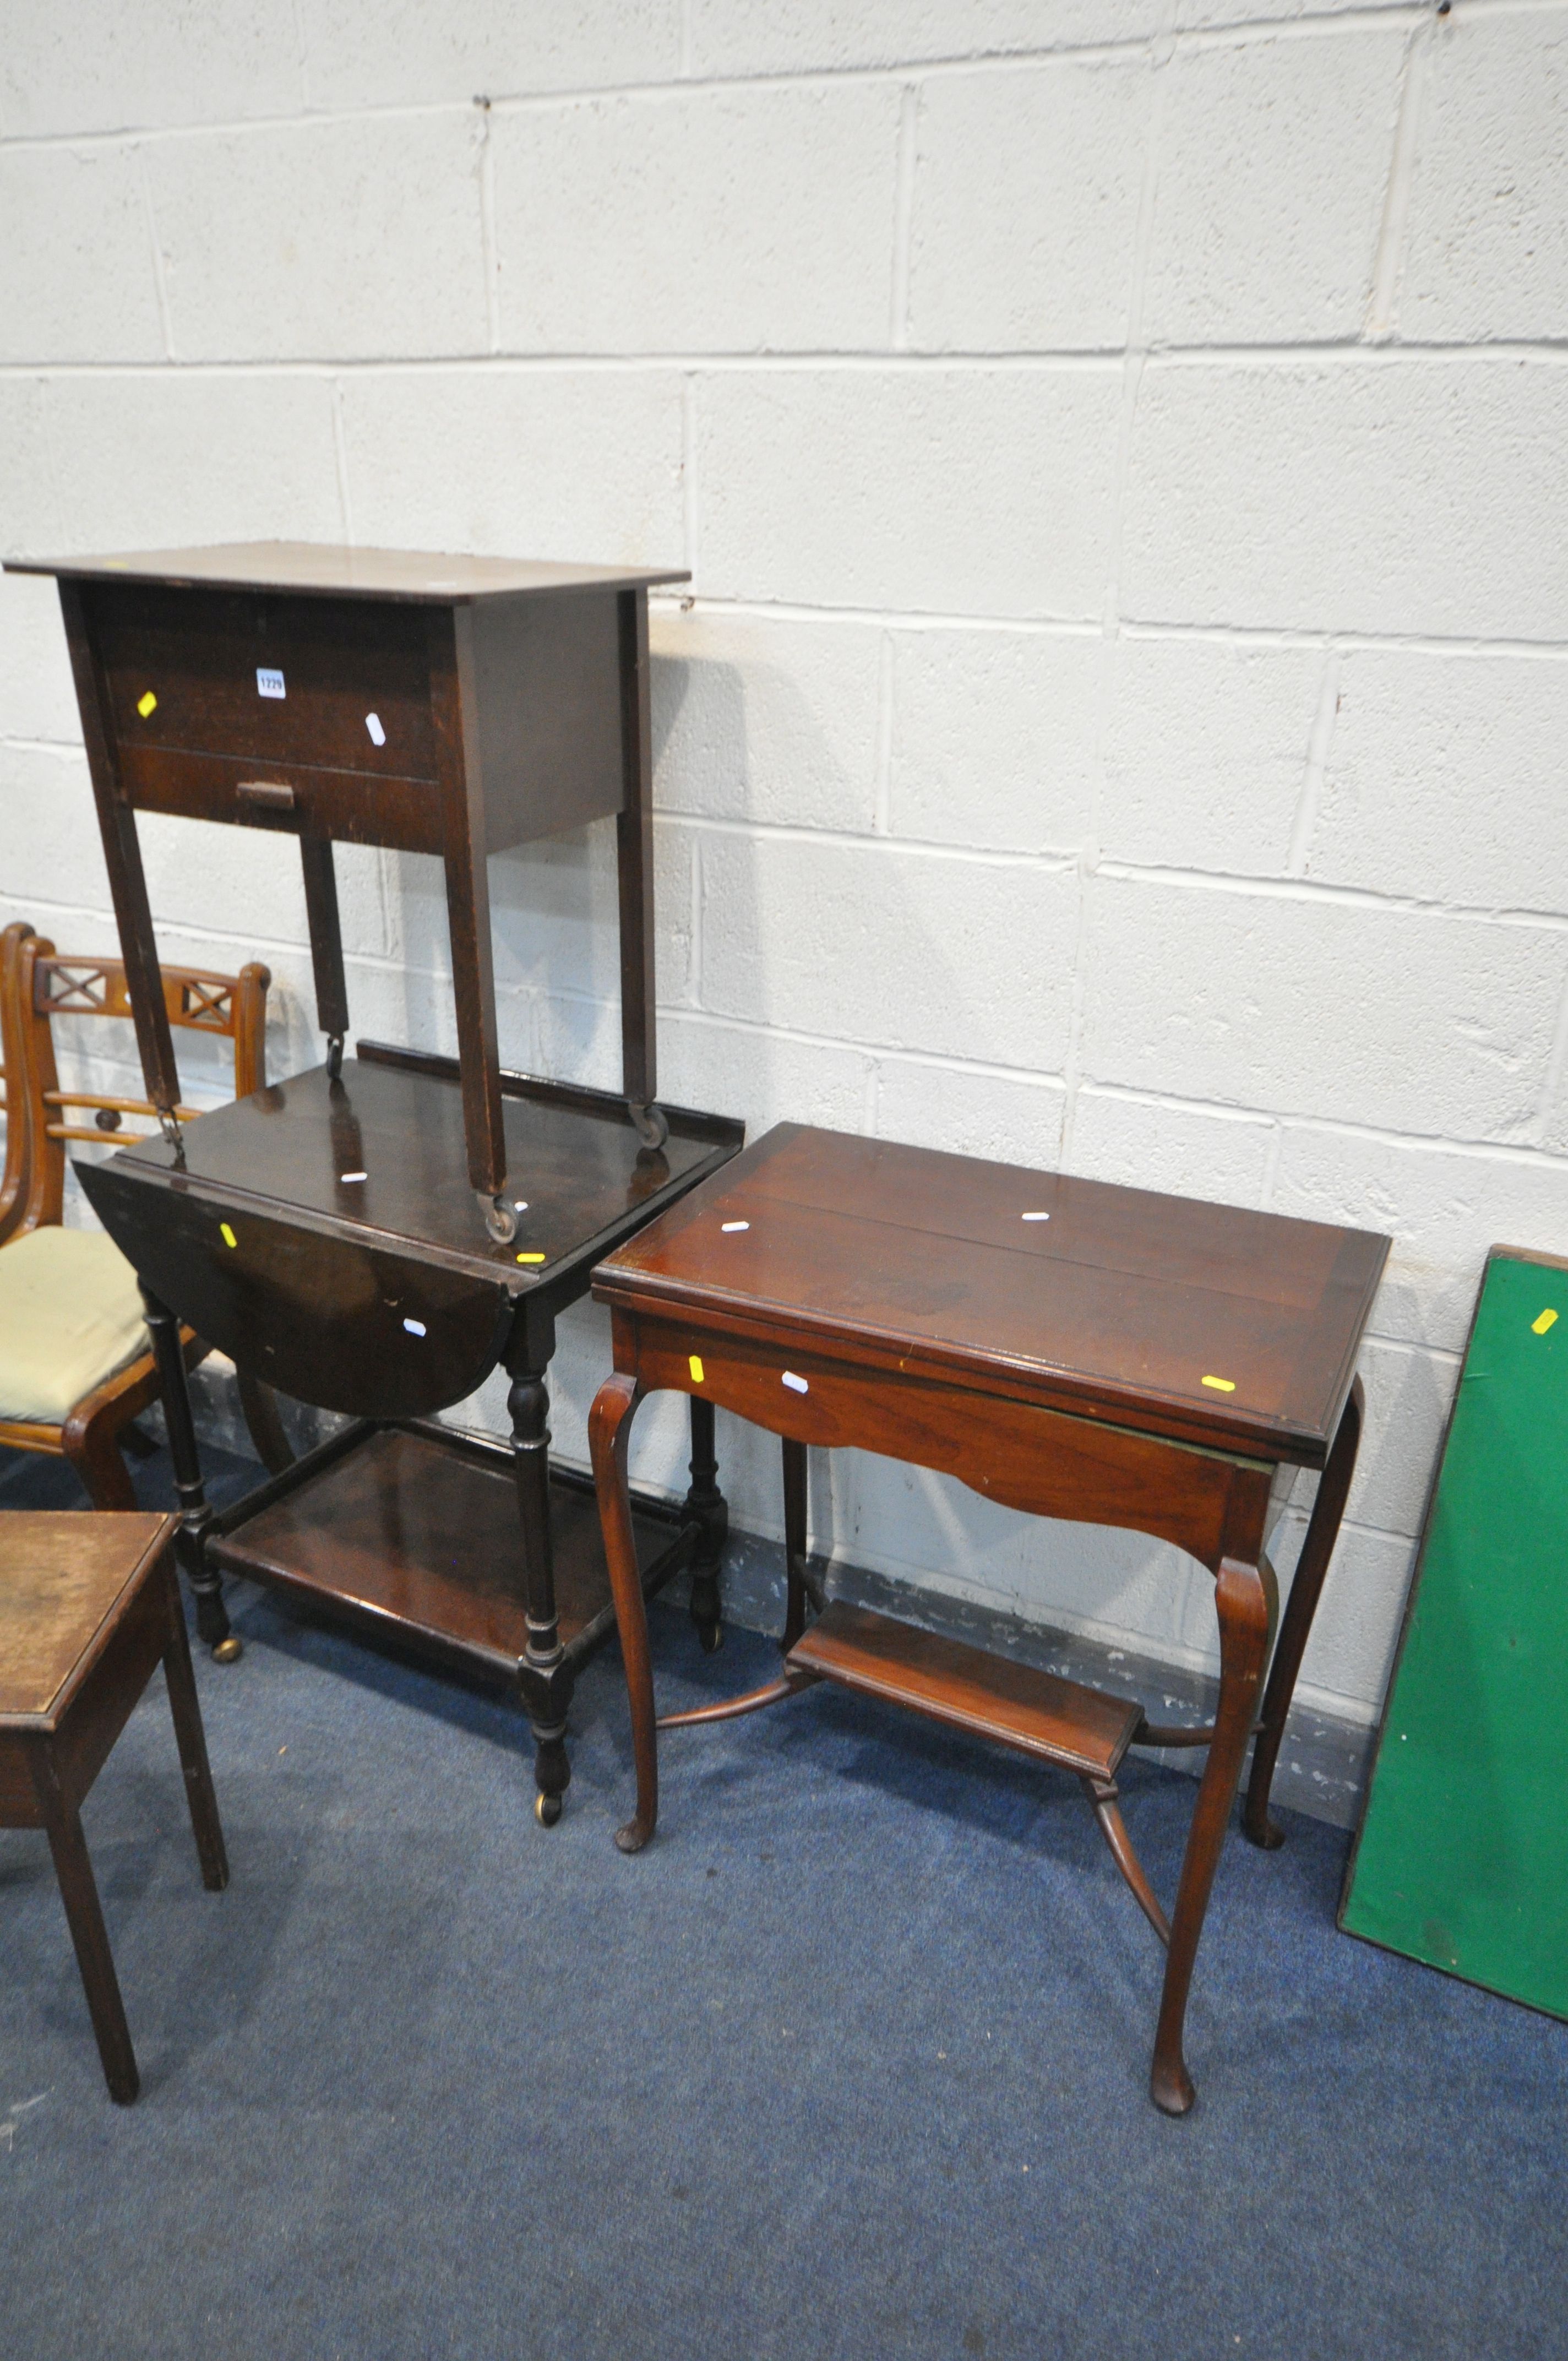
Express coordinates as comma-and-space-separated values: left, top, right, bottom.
4, 542, 690, 605
93, 1052, 737, 1288
0, 1513, 175, 1726
592, 1123, 1390, 1464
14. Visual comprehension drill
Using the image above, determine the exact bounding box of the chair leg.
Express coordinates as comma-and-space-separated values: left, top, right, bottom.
28, 1747, 139, 2103
159, 1557, 229, 1892
235, 1371, 294, 1477
60, 1411, 138, 1511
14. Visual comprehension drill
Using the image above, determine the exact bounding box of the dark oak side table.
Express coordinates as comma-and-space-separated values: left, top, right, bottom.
587, 1123, 1388, 2113
4, 542, 689, 1233
7, 541, 745, 1820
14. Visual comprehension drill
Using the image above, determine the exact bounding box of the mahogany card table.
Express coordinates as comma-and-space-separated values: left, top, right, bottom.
588, 1122, 1389, 2113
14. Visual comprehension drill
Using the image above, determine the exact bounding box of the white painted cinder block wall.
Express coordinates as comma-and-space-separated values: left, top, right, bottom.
4, 0, 1567, 1729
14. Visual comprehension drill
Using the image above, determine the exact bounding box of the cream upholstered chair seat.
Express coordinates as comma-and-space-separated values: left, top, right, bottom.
0, 928, 279, 1515
0, 1227, 149, 1423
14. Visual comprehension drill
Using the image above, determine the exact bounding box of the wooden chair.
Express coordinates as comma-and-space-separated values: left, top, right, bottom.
0, 1510, 228, 2101
0, 920, 33, 1245
0, 930, 291, 1526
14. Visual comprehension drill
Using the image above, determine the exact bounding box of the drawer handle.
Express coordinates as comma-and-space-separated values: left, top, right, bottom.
236, 780, 296, 810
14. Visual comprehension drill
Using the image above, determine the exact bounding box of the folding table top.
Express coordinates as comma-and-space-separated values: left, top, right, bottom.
593, 1122, 1390, 1465
4, 542, 691, 604
0, 1513, 175, 1728
88, 1051, 739, 1288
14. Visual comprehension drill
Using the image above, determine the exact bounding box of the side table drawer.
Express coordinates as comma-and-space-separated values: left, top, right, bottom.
117, 743, 444, 855
620, 1314, 1267, 1573
95, 582, 438, 782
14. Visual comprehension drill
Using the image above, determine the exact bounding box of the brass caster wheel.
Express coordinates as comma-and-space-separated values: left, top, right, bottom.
482, 1192, 518, 1245
629, 1099, 669, 1152
536, 1792, 563, 1827
697, 1621, 723, 1656
211, 1635, 244, 1664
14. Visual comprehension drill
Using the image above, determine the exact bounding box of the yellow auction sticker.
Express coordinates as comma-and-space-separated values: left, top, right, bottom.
220, 1223, 237, 1248
137, 690, 157, 718
1533, 1308, 1558, 1335
515, 1251, 545, 1265
1201, 1374, 1236, 1392
689, 1355, 705, 1384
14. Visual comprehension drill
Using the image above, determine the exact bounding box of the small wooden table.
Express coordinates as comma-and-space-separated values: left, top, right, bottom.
587, 1123, 1389, 2113
4, 541, 688, 1235
75, 1043, 743, 1821
0, 1512, 228, 2102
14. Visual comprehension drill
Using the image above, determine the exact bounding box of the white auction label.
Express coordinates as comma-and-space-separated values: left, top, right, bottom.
256, 667, 286, 699
365, 711, 386, 746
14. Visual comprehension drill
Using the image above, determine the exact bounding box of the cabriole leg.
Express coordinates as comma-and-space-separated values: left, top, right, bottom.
1150, 1553, 1276, 2117
139, 1285, 236, 1662
684, 1392, 727, 1655
1243, 1378, 1364, 1850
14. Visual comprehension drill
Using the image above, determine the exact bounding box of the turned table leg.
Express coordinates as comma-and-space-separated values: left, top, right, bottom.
1243, 1378, 1365, 1851
684, 1393, 727, 1655
1151, 1553, 1276, 2116
140, 1284, 235, 1661
28, 1748, 139, 2104
509, 1362, 571, 1826
590, 1373, 656, 1854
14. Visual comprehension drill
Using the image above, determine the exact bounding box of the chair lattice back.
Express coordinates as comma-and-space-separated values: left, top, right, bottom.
0, 922, 32, 1245
6, 932, 270, 1232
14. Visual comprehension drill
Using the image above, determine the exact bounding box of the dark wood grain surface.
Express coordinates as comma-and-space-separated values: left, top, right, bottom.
594, 1123, 1389, 1463
0, 1514, 175, 1725
214, 1427, 667, 1683
96, 581, 439, 774
5, 543, 691, 603
93, 1056, 721, 1280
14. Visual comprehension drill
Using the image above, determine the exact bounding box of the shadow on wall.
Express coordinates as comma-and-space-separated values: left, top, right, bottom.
369, 636, 879, 1138
650, 637, 1024, 1148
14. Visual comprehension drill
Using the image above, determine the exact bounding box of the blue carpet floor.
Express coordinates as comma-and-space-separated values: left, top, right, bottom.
2, 1441, 1566, 2360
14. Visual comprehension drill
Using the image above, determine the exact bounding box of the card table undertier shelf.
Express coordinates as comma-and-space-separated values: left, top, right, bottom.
4, 541, 689, 1242
587, 1122, 1390, 2114
75, 1042, 743, 1820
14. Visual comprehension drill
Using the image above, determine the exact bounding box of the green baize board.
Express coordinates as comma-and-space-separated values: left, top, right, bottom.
1340, 1247, 1568, 2017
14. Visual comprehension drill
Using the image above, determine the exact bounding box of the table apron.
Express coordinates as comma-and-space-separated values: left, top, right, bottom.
624, 1315, 1274, 1574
